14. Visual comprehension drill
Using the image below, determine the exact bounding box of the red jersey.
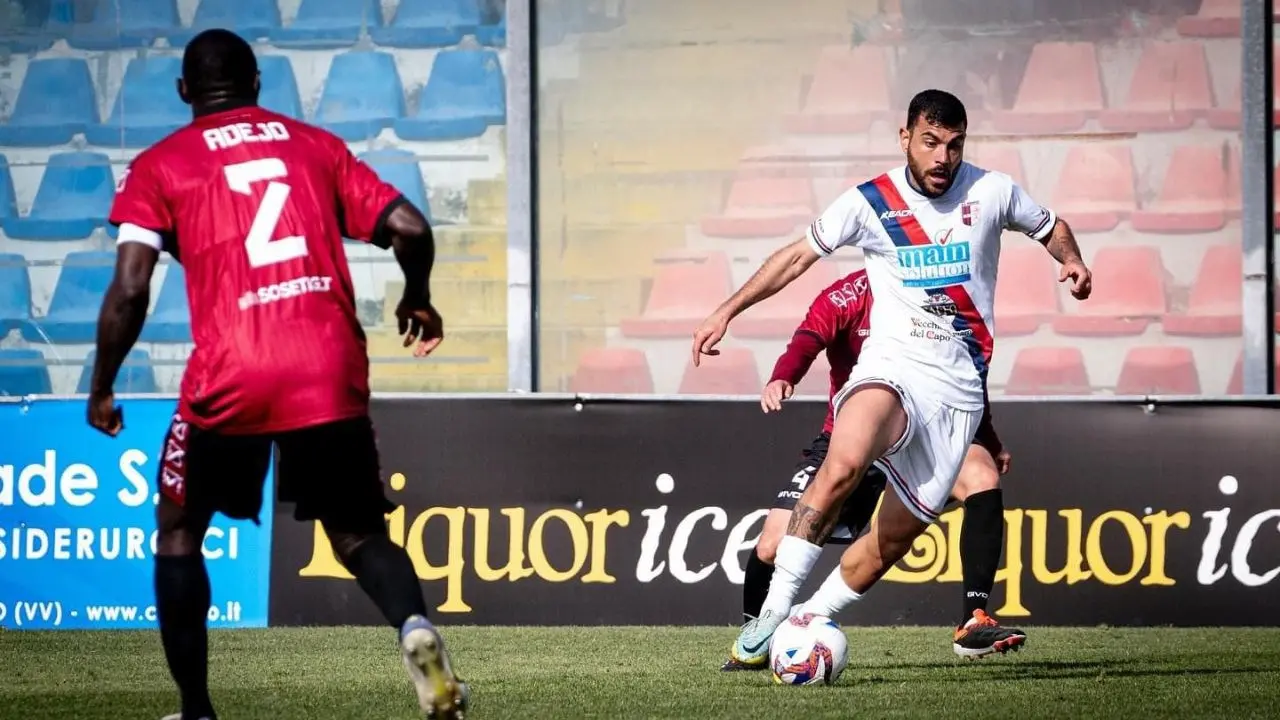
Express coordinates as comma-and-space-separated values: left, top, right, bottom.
109, 106, 404, 434
769, 269, 1002, 454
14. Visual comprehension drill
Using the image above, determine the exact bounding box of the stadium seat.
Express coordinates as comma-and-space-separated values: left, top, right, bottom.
619, 252, 732, 338
140, 264, 191, 343
1130, 145, 1239, 234
476, 14, 506, 47
2, 152, 114, 241
966, 145, 1027, 187
1052, 246, 1167, 336
1050, 145, 1137, 233
0, 155, 17, 222
678, 348, 760, 395
993, 244, 1059, 336
0, 1, 58, 53
569, 347, 654, 394
1115, 346, 1200, 396
1206, 53, 1280, 129
356, 149, 431, 221
0, 59, 96, 146
699, 176, 815, 239
258, 55, 303, 119
994, 42, 1104, 134
314, 51, 405, 142
786, 45, 893, 134
168, 0, 282, 46
269, 0, 381, 48
75, 349, 157, 394
1098, 42, 1212, 132
85, 56, 187, 148
0, 253, 32, 335
1174, 0, 1270, 37
1004, 347, 1091, 396
23, 251, 115, 344
372, 0, 480, 48
66, 0, 179, 50
735, 263, 842, 339
1164, 244, 1241, 337
394, 50, 506, 141
0, 348, 51, 396
1226, 352, 1280, 394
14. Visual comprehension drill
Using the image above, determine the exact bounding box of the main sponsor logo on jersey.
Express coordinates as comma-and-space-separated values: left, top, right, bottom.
896, 228, 972, 289
238, 275, 333, 310
961, 201, 980, 227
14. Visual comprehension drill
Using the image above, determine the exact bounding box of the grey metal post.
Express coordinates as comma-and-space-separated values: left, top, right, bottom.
505, 0, 535, 392
1240, 0, 1275, 395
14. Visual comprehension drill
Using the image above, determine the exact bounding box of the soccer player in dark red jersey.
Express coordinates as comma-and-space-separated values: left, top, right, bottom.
720, 269, 1026, 671
86, 29, 467, 720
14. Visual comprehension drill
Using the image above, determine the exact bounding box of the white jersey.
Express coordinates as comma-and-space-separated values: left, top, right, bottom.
806, 162, 1055, 410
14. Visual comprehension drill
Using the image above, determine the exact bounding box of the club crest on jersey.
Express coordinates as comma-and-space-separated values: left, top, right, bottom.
896, 226, 972, 289
961, 201, 979, 227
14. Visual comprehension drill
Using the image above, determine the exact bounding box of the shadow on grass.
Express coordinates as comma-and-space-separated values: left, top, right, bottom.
849, 659, 1279, 685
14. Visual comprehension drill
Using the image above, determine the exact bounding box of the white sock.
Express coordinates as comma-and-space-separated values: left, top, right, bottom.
760, 535, 823, 617
800, 567, 863, 618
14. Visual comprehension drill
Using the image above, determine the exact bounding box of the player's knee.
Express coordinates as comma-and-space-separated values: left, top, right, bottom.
153, 496, 209, 556
755, 536, 780, 565
325, 525, 389, 569
954, 460, 1000, 501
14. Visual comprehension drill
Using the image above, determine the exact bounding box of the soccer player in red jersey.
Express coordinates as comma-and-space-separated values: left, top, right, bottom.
720, 269, 1025, 671
86, 30, 467, 720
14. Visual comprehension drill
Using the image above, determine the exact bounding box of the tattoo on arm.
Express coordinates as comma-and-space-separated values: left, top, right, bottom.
1041, 218, 1083, 265
787, 502, 835, 544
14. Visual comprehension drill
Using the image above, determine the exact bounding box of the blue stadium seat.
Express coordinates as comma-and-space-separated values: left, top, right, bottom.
168, 0, 282, 46
23, 251, 115, 344
258, 55, 303, 120
67, 0, 180, 50
372, 0, 479, 48
361, 149, 432, 219
315, 51, 405, 141
85, 56, 187, 148
0, 1, 60, 54
140, 264, 192, 343
76, 350, 157, 394
396, 50, 506, 141
2, 152, 114, 241
476, 15, 506, 47
0, 349, 51, 396
0, 253, 33, 336
269, 0, 381, 48
0, 155, 17, 222
0, 59, 97, 147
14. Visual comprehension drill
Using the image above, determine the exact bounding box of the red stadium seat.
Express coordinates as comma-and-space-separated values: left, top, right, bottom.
1207, 52, 1280, 129
993, 244, 1060, 336
700, 175, 816, 238
619, 252, 732, 338
1052, 246, 1167, 336
1099, 42, 1213, 132
966, 144, 1027, 187
1163, 244, 1242, 337
793, 353, 833, 397
1005, 347, 1091, 395
735, 263, 843, 339
1226, 351, 1280, 394
786, 45, 893, 134
1175, 0, 1279, 38
1130, 145, 1239, 234
993, 42, 1104, 134
570, 347, 654, 394
679, 347, 760, 395
1051, 145, 1137, 233
1116, 346, 1201, 395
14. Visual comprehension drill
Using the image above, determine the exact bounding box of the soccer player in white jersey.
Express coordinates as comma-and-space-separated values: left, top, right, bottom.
692, 89, 1093, 667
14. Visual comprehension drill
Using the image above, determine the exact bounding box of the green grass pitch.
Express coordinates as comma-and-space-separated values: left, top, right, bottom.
3, 626, 1279, 719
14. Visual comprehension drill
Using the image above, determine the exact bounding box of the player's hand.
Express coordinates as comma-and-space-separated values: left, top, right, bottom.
691, 312, 730, 367
1059, 259, 1092, 301
996, 449, 1012, 475
395, 300, 444, 357
761, 379, 794, 413
87, 391, 124, 437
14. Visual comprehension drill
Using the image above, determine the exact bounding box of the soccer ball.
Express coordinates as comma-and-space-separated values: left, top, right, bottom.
768, 613, 849, 686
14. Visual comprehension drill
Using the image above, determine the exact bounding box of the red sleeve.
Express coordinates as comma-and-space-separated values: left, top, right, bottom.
108, 151, 174, 233
333, 142, 406, 246
768, 290, 843, 385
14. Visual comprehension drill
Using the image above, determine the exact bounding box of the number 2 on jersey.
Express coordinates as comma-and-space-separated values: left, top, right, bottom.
223, 158, 307, 268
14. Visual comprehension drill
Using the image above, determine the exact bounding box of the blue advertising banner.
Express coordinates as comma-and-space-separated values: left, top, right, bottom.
0, 398, 272, 629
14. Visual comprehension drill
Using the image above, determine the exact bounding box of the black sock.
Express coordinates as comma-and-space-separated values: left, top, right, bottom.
743, 550, 775, 622
345, 534, 429, 630
154, 554, 215, 720
960, 488, 1004, 626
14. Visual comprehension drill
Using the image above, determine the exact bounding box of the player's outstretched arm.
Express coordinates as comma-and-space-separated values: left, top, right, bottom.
692, 238, 820, 366
1040, 218, 1092, 301
385, 203, 444, 357
88, 241, 159, 435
